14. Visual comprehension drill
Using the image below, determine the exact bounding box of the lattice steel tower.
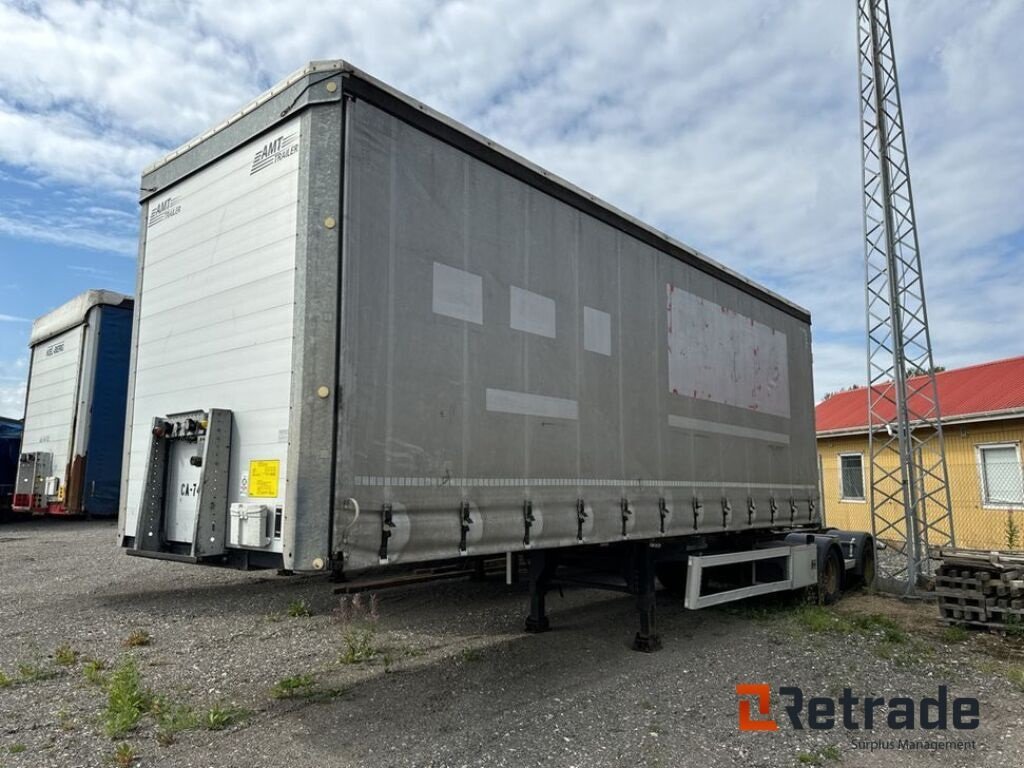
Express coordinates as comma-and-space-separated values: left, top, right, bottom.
857, 0, 954, 593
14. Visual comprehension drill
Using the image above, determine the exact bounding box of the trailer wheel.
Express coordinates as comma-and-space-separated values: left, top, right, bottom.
655, 561, 688, 597
858, 543, 876, 590
818, 548, 843, 605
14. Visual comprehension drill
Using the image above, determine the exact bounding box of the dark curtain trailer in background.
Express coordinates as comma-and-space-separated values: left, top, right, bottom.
0, 417, 22, 512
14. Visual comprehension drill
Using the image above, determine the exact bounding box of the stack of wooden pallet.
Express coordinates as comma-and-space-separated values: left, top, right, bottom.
935, 549, 1024, 630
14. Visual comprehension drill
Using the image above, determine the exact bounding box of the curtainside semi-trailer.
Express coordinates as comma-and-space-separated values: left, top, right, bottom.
118, 61, 872, 648
15, 290, 134, 517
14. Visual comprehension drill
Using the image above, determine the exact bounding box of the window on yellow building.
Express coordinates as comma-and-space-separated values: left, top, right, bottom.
978, 444, 1024, 508
840, 453, 865, 501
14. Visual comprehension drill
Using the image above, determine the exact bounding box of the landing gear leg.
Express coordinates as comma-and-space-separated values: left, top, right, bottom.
525, 551, 552, 633
633, 543, 662, 652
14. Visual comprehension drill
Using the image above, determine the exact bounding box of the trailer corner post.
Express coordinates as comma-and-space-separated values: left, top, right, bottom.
283, 91, 344, 572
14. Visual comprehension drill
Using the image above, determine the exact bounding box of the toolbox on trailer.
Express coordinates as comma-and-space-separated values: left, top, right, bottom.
14, 290, 133, 517
119, 61, 824, 576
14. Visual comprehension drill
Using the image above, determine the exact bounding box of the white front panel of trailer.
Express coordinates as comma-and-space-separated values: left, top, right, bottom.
124, 119, 301, 549
21, 324, 86, 490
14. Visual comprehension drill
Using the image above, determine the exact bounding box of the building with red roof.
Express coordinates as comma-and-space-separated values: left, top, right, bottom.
816, 356, 1024, 550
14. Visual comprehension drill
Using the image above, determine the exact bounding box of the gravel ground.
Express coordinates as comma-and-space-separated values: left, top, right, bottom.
1, 519, 1023, 768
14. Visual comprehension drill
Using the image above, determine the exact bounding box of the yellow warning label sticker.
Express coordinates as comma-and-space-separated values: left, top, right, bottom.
248, 460, 280, 498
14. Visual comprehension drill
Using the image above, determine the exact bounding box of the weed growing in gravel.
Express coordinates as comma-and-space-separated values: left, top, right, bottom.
16, 661, 58, 682
203, 704, 249, 731
112, 742, 138, 767
287, 599, 311, 618
942, 625, 971, 643
123, 630, 152, 648
54, 644, 79, 666
340, 627, 379, 664
850, 614, 907, 644
335, 593, 382, 664
794, 607, 907, 642
794, 605, 837, 632
270, 674, 345, 702
57, 708, 75, 731
270, 674, 316, 699
796, 744, 841, 765
8, 744, 26, 754
875, 636, 934, 667
83, 659, 108, 687
460, 648, 484, 662
0, 670, 12, 688
103, 659, 152, 738
1004, 615, 1024, 639
1007, 667, 1024, 692
152, 700, 199, 745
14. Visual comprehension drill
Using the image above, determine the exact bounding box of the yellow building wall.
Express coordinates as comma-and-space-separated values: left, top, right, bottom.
817, 418, 1024, 551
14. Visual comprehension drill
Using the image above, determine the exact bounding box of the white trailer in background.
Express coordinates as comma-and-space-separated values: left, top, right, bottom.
119, 61, 873, 649
15, 290, 134, 517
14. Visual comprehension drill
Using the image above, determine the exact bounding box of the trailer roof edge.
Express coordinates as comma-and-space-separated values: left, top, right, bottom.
142, 59, 811, 323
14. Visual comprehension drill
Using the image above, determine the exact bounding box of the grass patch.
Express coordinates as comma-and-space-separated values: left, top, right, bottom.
270, 673, 345, 702
340, 627, 379, 665
112, 742, 137, 767
8, 743, 26, 754
203, 704, 249, 731
270, 674, 316, 700
287, 599, 311, 618
103, 659, 151, 739
83, 659, 108, 687
460, 648, 485, 662
796, 744, 841, 765
123, 630, 151, 648
54, 643, 79, 667
794, 605, 838, 633
719, 595, 804, 621
57, 708, 75, 731
1007, 667, 1024, 692
0, 670, 12, 688
1004, 615, 1024, 639
152, 699, 199, 745
794, 606, 907, 643
16, 661, 58, 683
942, 625, 970, 643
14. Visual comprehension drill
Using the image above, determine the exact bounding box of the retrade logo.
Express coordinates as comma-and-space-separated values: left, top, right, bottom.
737, 684, 779, 731
736, 684, 979, 732
250, 131, 298, 175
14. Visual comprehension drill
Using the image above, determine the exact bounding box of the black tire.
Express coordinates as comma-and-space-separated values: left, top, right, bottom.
818, 548, 843, 605
655, 561, 688, 597
858, 543, 876, 591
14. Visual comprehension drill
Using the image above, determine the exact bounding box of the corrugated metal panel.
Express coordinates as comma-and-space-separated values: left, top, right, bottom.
816, 356, 1024, 433
123, 117, 302, 543
20, 324, 85, 486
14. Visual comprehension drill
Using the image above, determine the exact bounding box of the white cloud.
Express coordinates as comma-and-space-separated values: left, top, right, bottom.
0, 0, 1020, 404
0, 356, 27, 418
0, 210, 136, 255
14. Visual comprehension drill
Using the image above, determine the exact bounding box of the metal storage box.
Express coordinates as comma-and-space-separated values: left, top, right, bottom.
119, 61, 819, 573
15, 290, 134, 516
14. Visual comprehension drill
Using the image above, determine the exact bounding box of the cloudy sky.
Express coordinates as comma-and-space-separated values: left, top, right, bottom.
0, 0, 1021, 418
